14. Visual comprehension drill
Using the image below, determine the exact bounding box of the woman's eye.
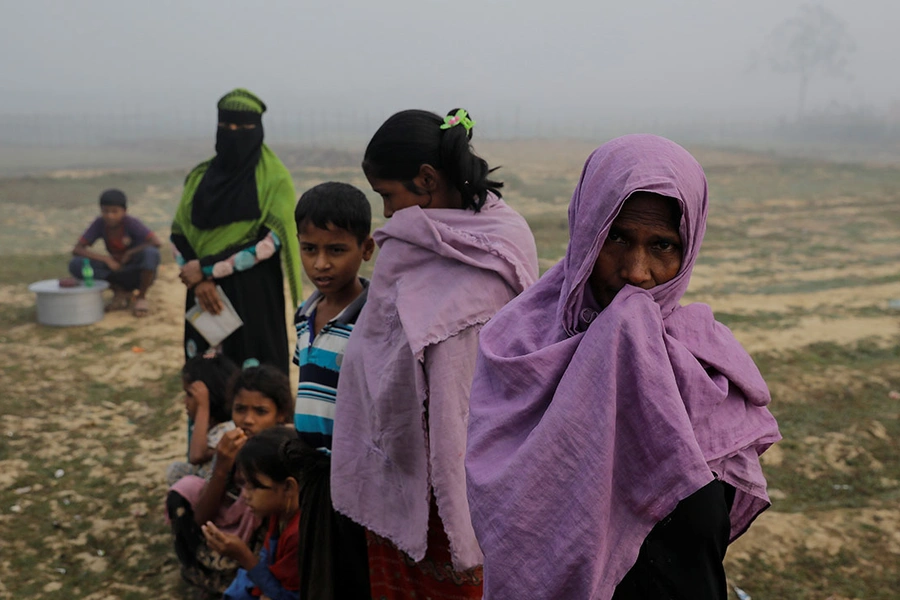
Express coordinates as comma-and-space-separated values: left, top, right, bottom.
656, 241, 677, 251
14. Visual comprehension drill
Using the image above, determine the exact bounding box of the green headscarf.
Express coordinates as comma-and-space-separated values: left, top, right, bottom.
172, 89, 301, 307
217, 88, 267, 114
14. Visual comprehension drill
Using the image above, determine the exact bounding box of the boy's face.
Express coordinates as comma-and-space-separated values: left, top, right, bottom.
298, 223, 374, 300
100, 205, 126, 229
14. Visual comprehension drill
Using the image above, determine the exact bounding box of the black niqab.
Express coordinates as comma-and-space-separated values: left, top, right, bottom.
191, 111, 264, 230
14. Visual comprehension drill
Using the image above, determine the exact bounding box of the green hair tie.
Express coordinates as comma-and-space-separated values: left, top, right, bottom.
440, 109, 475, 132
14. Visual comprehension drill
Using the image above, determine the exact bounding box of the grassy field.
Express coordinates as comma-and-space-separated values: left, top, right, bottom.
1, 140, 899, 598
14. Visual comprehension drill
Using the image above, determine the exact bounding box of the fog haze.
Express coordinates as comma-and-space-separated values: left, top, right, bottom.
2, 1, 897, 140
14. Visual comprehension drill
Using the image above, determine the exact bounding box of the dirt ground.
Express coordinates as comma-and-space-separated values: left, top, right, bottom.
1, 141, 899, 598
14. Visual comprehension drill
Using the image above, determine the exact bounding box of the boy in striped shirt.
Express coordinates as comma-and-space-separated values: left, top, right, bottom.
293, 182, 374, 597
293, 182, 374, 450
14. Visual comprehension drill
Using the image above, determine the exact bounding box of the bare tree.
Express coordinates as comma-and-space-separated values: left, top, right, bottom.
765, 4, 856, 118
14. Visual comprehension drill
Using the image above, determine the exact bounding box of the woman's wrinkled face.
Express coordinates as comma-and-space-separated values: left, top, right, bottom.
588, 192, 683, 310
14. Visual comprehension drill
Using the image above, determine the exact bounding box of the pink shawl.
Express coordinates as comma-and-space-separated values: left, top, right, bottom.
330, 194, 538, 569
465, 135, 781, 599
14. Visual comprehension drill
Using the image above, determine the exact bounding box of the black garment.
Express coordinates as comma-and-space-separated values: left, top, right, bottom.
191, 113, 264, 230
166, 490, 266, 595
183, 254, 289, 374
612, 480, 736, 600
296, 448, 370, 600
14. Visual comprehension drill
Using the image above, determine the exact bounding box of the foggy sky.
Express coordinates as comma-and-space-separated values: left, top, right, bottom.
1, 0, 897, 125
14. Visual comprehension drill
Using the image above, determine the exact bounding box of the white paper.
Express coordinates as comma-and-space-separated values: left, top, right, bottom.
185, 285, 243, 347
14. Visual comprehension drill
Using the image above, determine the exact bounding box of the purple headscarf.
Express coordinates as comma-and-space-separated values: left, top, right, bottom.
465, 135, 781, 599
331, 194, 539, 570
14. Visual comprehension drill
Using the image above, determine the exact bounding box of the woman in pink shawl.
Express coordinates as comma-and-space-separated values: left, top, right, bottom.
330, 109, 539, 599
466, 134, 781, 599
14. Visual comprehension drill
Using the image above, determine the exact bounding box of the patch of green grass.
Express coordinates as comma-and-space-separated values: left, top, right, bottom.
756, 339, 900, 375
846, 305, 899, 319
0, 303, 35, 326
752, 272, 900, 295
730, 546, 900, 600
0, 368, 183, 598
0, 252, 73, 285
707, 161, 900, 205
715, 310, 799, 330
753, 340, 900, 511
131, 374, 184, 439
507, 175, 574, 204
500, 170, 526, 191
0, 171, 184, 210
104, 326, 136, 337
525, 212, 569, 262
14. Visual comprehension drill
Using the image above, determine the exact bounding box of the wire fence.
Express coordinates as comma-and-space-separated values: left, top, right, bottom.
4, 109, 900, 165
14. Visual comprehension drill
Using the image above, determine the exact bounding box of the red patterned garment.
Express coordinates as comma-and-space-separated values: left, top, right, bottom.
366, 499, 483, 600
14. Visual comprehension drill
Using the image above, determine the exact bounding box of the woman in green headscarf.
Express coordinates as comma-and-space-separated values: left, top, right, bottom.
172, 89, 301, 373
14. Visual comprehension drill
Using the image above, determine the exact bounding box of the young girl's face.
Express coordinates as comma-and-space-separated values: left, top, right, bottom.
239, 472, 296, 519
232, 389, 285, 437
182, 378, 198, 420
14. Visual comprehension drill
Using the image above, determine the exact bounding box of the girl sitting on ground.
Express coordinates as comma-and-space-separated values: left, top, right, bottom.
166, 353, 238, 486
167, 364, 295, 596
203, 426, 315, 600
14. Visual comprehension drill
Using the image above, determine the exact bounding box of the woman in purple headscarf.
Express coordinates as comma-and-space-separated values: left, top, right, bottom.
465, 134, 781, 600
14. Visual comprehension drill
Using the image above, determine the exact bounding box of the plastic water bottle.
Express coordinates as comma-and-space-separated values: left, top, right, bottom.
81, 258, 94, 288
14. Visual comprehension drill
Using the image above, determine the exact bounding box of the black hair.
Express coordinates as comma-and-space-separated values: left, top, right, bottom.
229, 364, 294, 422
235, 427, 321, 490
361, 108, 502, 212
294, 182, 372, 244
181, 354, 238, 424
99, 188, 127, 209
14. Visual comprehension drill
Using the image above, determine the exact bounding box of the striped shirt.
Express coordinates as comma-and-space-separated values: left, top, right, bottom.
293, 279, 369, 451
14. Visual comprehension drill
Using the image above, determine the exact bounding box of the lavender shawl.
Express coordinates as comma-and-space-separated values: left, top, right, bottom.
465, 135, 781, 599
331, 194, 538, 569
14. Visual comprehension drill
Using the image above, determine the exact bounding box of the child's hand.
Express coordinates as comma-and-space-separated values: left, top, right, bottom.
105, 257, 121, 271
187, 380, 210, 408
202, 522, 256, 568
216, 428, 248, 464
